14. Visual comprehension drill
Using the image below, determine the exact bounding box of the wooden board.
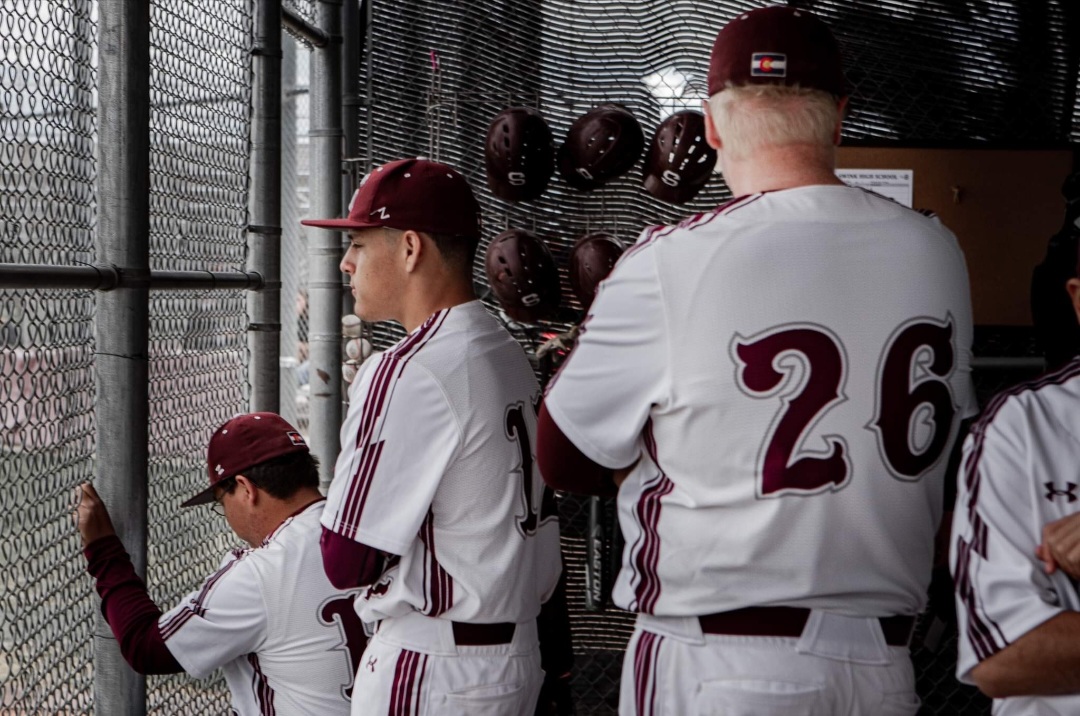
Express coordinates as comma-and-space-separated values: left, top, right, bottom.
836, 146, 1077, 326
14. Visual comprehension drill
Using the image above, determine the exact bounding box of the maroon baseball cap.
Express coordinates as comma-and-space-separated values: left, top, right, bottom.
181, 412, 310, 508
301, 158, 482, 237
708, 6, 847, 97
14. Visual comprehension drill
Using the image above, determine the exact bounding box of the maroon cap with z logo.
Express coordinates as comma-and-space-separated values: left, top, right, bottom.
301, 158, 482, 237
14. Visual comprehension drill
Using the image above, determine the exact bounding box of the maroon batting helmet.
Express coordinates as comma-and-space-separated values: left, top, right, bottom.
484, 107, 555, 202
484, 229, 561, 323
643, 111, 717, 204
569, 232, 625, 311
557, 104, 644, 191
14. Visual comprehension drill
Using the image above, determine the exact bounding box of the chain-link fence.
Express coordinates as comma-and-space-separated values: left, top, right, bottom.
1, 0, 253, 712
357, 1, 1079, 714
144, 1, 253, 712
281, 36, 311, 438
0, 0, 97, 711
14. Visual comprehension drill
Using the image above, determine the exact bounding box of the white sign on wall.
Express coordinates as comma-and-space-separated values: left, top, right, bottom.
837, 169, 914, 207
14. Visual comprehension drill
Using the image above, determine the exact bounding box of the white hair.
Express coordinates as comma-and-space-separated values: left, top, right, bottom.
707, 84, 842, 163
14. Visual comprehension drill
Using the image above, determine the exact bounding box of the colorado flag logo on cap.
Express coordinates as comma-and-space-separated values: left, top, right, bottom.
751, 53, 787, 77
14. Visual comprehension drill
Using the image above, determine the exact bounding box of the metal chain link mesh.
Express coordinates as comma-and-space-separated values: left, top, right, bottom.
145, 1, 252, 712
281, 38, 311, 437
0, 0, 97, 712
358, 2, 1079, 714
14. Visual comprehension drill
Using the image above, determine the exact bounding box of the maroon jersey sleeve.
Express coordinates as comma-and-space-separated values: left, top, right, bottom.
320, 526, 385, 589
83, 535, 184, 675
537, 401, 618, 498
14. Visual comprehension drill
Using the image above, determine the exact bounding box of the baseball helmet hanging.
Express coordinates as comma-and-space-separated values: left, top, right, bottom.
643, 111, 716, 204
568, 232, 625, 311
484, 107, 555, 202
484, 229, 561, 323
557, 104, 644, 191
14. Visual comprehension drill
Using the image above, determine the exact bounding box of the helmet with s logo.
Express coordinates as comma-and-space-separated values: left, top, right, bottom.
484, 107, 555, 202
484, 229, 562, 323
557, 104, 644, 191
643, 110, 716, 204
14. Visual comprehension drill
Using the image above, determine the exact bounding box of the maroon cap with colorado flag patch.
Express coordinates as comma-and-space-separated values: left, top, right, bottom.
707, 6, 847, 97
301, 158, 482, 237
181, 412, 310, 507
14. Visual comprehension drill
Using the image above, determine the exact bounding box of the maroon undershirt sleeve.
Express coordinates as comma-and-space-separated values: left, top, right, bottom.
537, 401, 618, 498
83, 535, 184, 675
320, 527, 386, 589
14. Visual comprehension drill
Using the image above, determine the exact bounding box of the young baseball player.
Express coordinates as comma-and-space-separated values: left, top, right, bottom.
302, 158, 562, 715
538, 6, 976, 715
951, 246, 1080, 714
76, 412, 362, 715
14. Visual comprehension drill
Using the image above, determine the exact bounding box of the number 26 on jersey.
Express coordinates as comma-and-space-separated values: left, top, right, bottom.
732, 317, 958, 497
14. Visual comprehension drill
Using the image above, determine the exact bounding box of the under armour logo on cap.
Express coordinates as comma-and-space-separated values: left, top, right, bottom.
182, 412, 311, 508
1045, 482, 1078, 503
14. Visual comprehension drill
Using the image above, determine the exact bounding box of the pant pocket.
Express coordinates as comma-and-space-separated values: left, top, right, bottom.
440, 681, 526, 716
694, 678, 829, 716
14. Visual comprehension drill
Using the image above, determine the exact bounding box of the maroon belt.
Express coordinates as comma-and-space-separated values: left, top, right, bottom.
452, 621, 516, 646
698, 607, 914, 647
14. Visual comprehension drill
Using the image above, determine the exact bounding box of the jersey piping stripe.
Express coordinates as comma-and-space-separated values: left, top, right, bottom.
338, 313, 443, 531
247, 653, 276, 716
629, 421, 675, 614
337, 310, 449, 536
956, 358, 1080, 661
419, 509, 453, 616
621, 193, 762, 266
159, 551, 251, 640
633, 630, 663, 716
389, 649, 425, 716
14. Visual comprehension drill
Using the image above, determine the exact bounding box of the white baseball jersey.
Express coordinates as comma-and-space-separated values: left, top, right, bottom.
545, 185, 976, 618
160, 500, 361, 715
951, 358, 1080, 716
323, 300, 561, 625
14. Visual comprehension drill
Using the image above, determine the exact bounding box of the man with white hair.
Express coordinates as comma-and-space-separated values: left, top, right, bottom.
538, 6, 976, 715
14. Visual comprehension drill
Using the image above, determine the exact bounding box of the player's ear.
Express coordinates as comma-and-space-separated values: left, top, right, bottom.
702, 99, 721, 151
1067, 278, 1080, 325
402, 229, 423, 273
234, 474, 257, 505
834, 96, 849, 146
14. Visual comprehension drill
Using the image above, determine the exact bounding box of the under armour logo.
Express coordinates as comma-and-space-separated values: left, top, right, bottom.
366, 655, 377, 672
576, 167, 594, 180
370, 206, 390, 220
214, 464, 224, 476
1045, 482, 1078, 503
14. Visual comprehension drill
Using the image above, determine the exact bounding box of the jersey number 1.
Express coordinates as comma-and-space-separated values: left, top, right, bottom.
506, 402, 557, 536
734, 319, 957, 496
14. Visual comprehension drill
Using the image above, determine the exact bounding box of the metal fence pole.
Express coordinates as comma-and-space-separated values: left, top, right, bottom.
249, 0, 283, 413
309, 0, 344, 488
95, 1, 150, 714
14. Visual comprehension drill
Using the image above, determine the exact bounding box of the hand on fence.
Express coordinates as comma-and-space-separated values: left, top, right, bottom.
73, 482, 117, 547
